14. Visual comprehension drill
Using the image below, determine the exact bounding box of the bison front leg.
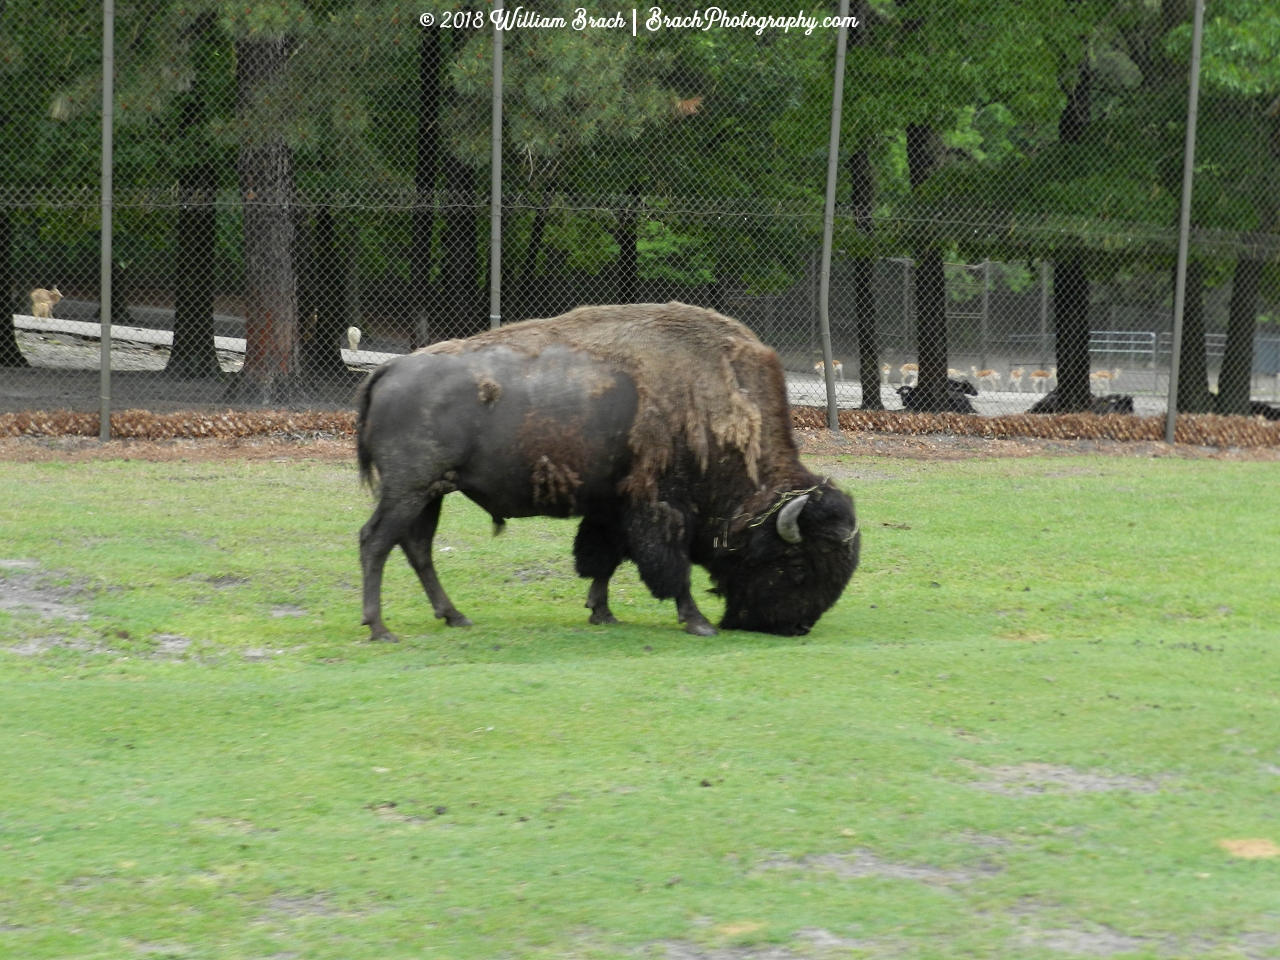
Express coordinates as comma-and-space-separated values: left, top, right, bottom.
400, 497, 472, 628
574, 516, 624, 625
623, 503, 718, 637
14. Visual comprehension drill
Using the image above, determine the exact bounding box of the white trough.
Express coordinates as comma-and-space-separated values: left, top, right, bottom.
11, 314, 401, 367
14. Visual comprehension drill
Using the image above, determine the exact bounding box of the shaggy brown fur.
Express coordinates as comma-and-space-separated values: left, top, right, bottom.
418, 302, 793, 500
518, 412, 588, 511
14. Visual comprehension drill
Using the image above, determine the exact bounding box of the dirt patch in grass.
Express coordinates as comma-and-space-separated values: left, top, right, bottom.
962, 762, 1160, 796
5, 636, 103, 655
1015, 926, 1149, 956
263, 894, 339, 918
658, 928, 883, 960
0, 561, 89, 622
757, 849, 982, 885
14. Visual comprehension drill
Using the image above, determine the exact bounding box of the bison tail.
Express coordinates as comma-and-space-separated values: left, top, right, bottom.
355, 364, 391, 492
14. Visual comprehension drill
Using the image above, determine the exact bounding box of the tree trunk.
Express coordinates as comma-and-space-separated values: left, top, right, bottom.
852, 257, 881, 409
905, 125, 938, 189
904, 128, 951, 408
847, 149, 874, 234
909, 246, 950, 409
1177, 258, 1212, 413
0, 211, 29, 367
299, 206, 348, 375
1059, 62, 1091, 145
440, 154, 480, 338
235, 36, 298, 403
615, 187, 640, 304
516, 205, 547, 320
1215, 257, 1261, 415
411, 26, 442, 349
1054, 254, 1092, 411
167, 163, 220, 378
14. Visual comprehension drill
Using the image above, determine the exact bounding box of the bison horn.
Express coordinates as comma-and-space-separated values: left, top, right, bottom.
776, 494, 809, 544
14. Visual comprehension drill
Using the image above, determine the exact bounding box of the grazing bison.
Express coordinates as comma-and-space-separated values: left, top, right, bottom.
355, 302, 860, 640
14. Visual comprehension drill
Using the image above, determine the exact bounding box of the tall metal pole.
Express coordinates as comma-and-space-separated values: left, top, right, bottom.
1164, 0, 1205, 445
980, 260, 990, 371
818, 0, 850, 433
1038, 260, 1049, 369
99, 0, 114, 442
488, 0, 503, 330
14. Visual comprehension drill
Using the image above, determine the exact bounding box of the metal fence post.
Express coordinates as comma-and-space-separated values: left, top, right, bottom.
99, 0, 114, 442
818, 0, 850, 433
1038, 260, 1050, 370
1165, 0, 1205, 445
980, 260, 990, 371
488, 0, 503, 331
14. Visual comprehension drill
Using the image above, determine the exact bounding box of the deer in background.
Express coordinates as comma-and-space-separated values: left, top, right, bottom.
1030, 366, 1057, 392
30, 287, 62, 318
880, 363, 891, 386
1008, 368, 1024, 392
971, 365, 1001, 392
1090, 368, 1121, 392
899, 363, 918, 386
814, 359, 844, 380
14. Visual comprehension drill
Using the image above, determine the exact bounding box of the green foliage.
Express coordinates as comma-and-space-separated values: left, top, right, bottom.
637, 220, 716, 284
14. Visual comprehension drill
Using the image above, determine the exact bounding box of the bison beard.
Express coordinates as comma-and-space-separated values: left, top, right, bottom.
355, 302, 860, 639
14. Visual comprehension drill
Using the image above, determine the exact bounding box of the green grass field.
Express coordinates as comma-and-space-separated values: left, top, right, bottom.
1, 452, 1278, 960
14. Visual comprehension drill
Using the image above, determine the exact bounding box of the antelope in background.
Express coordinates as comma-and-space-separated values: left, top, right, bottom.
1029, 367, 1056, 392
1090, 368, 1121, 391
814, 359, 844, 380
1008, 368, 1024, 392
899, 363, 918, 386
971, 365, 1001, 392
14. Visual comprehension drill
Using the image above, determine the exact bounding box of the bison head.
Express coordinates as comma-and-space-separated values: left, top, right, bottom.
714, 482, 860, 636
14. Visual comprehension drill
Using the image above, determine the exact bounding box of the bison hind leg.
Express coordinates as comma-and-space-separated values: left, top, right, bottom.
399, 497, 472, 628
574, 516, 626, 626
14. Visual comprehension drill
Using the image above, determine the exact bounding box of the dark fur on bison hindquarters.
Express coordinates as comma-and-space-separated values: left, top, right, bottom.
713, 482, 860, 637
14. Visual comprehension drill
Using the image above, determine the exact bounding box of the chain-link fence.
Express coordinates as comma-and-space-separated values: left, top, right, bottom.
2, 0, 1278, 423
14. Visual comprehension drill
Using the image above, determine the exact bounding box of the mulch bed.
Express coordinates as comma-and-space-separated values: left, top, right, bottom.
790, 406, 1280, 448
2, 406, 1280, 450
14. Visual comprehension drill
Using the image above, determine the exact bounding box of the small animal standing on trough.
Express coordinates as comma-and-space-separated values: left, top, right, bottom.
814, 359, 843, 380
347, 326, 362, 353
30, 287, 62, 318
356, 302, 861, 640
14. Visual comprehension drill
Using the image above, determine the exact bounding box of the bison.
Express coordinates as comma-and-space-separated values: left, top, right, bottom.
355, 303, 860, 640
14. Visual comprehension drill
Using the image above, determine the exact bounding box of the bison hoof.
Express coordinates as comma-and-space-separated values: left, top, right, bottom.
443, 612, 473, 627
685, 621, 718, 637
589, 610, 620, 625
369, 627, 399, 643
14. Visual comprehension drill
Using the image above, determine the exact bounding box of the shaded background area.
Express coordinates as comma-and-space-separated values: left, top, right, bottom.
3, 0, 1278, 417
